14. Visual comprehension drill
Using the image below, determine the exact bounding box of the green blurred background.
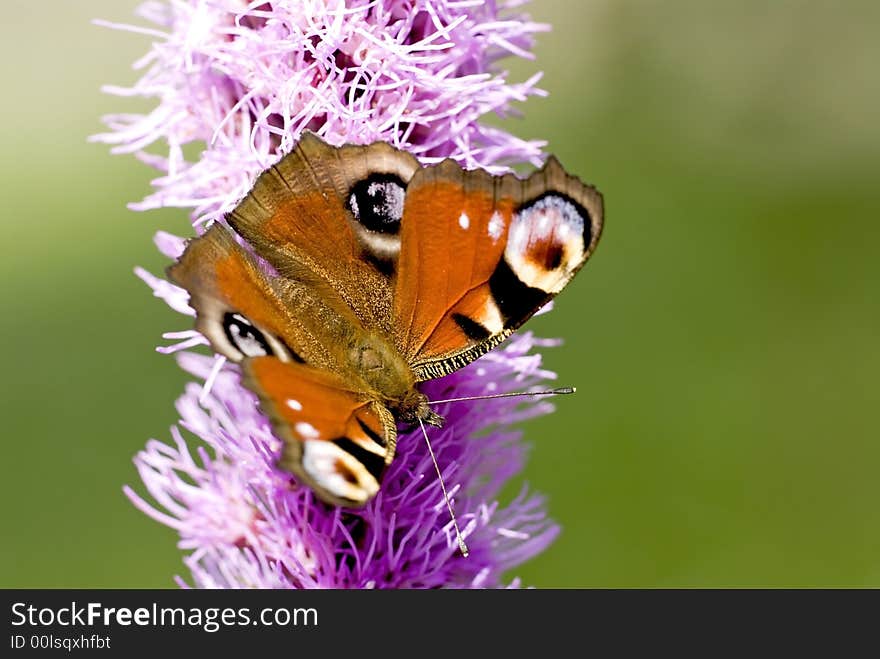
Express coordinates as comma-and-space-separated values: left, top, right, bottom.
2, 1, 878, 587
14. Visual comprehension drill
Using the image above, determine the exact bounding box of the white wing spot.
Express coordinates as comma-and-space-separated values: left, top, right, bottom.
537, 212, 552, 235
509, 222, 528, 254
294, 421, 320, 439
366, 180, 405, 221
458, 212, 470, 230
488, 211, 505, 241
286, 399, 302, 411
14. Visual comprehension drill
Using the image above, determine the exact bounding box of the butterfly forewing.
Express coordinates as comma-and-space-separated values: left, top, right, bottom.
227, 132, 420, 334
392, 156, 604, 380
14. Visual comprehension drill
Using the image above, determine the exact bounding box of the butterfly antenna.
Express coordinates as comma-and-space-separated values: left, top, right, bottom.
429, 386, 576, 406
417, 416, 469, 557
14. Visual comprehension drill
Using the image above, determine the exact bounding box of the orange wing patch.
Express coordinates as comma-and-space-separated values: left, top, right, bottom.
212, 242, 294, 345
243, 357, 396, 507
394, 166, 515, 363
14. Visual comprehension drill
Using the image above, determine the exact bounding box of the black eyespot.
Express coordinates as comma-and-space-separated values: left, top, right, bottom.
347, 174, 406, 234
222, 312, 272, 358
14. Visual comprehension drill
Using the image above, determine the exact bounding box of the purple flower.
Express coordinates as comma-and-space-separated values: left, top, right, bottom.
92, 0, 548, 226
99, 0, 562, 588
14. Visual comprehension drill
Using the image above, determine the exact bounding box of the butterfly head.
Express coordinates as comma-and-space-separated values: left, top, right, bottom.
396, 389, 445, 429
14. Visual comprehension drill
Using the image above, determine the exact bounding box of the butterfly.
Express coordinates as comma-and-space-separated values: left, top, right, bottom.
168, 132, 603, 508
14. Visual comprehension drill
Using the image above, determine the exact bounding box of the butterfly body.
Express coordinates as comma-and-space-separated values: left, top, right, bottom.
168, 132, 603, 507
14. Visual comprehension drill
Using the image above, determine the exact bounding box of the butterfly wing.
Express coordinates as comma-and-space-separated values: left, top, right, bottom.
392, 157, 604, 380
227, 131, 420, 335
167, 224, 396, 506
243, 358, 396, 507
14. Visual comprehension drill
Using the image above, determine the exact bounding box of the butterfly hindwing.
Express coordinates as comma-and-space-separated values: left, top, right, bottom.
243, 357, 396, 507
392, 156, 604, 380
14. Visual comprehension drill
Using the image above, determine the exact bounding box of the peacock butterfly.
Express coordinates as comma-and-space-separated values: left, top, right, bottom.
168, 132, 604, 507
